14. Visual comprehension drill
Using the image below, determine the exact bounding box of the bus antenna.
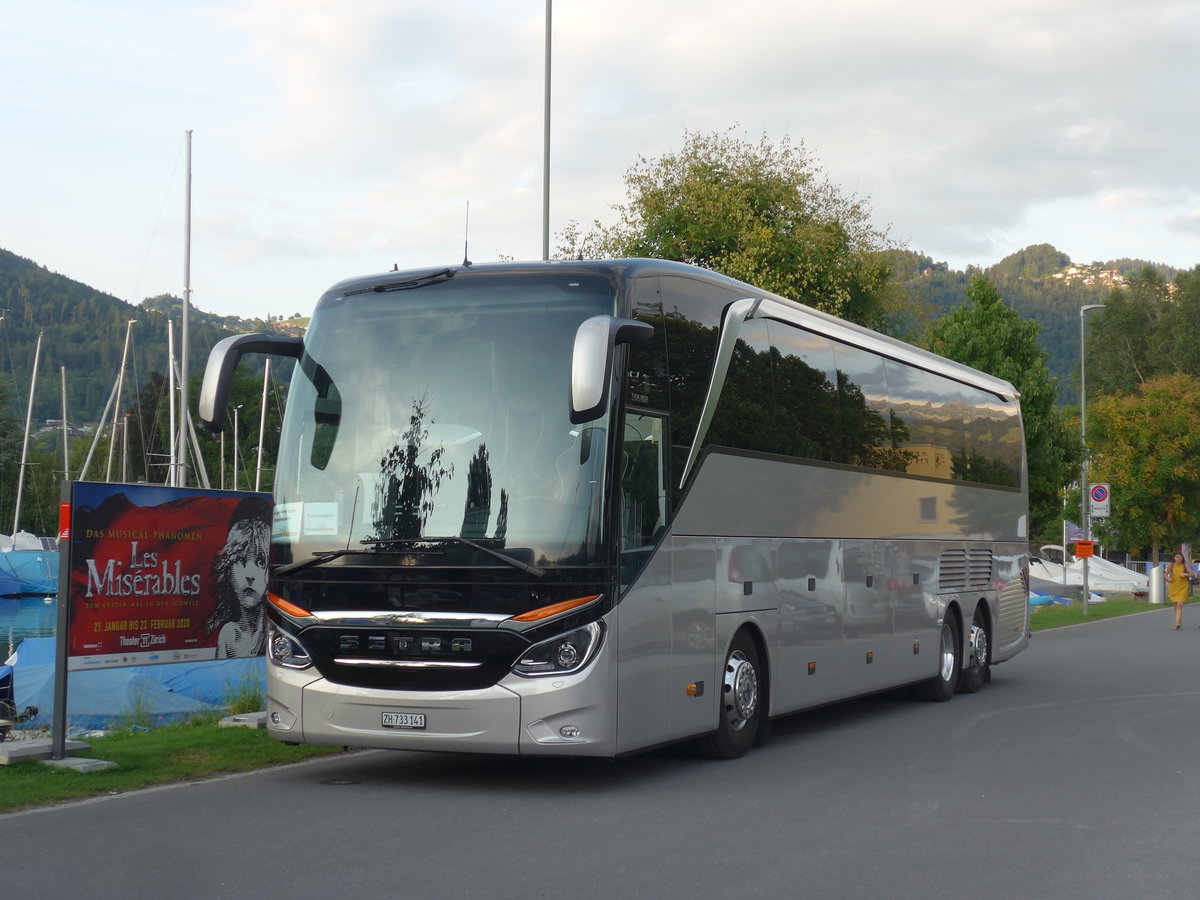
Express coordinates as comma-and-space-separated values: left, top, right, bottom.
462, 201, 472, 267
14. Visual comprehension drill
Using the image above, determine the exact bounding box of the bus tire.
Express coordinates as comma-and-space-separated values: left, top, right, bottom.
696, 632, 762, 759
957, 609, 989, 694
915, 616, 959, 702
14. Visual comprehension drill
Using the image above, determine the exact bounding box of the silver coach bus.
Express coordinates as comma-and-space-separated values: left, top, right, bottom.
200, 259, 1030, 759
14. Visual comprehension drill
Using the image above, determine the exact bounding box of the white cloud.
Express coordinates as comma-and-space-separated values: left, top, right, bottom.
1, 0, 1198, 316
1164, 211, 1200, 237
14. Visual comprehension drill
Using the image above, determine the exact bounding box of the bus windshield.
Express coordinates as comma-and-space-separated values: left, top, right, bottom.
273, 272, 617, 570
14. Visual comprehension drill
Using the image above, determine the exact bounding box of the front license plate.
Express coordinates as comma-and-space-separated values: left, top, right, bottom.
381, 712, 426, 730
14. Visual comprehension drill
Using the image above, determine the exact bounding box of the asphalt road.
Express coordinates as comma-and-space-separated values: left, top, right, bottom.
4, 606, 1199, 900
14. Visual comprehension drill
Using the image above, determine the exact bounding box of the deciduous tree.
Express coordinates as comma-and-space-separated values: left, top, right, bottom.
559, 130, 893, 327
1087, 373, 1200, 561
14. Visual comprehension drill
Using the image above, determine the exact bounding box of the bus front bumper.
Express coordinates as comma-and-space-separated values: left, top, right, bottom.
266, 654, 616, 757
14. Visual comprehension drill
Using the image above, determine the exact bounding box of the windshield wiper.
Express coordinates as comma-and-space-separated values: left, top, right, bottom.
345, 268, 455, 296
360, 536, 545, 579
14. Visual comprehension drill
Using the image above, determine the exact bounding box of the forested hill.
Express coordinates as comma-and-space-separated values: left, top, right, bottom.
0, 247, 287, 423
895, 243, 1180, 404
0, 242, 1184, 422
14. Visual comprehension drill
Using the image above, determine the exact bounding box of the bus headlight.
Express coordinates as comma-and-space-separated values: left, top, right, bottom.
267, 621, 313, 670
513, 622, 604, 677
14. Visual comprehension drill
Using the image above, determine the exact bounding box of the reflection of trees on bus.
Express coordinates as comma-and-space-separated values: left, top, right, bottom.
856, 408, 919, 473
370, 393, 453, 541
951, 446, 1017, 488
771, 345, 840, 461
645, 310, 1015, 485
461, 444, 492, 538
702, 330, 910, 470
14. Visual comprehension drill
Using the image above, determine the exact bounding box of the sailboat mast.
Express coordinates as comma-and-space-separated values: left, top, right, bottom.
177, 128, 192, 488
255, 359, 270, 491
168, 320, 177, 485
78, 378, 119, 482
60, 366, 70, 482
13, 331, 42, 534
105, 319, 136, 482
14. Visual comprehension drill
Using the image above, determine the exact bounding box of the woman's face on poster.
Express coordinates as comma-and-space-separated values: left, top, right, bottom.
229, 523, 268, 608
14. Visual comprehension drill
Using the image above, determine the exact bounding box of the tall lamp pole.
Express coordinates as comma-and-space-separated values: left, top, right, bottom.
541, 0, 552, 261
1079, 303, 1105, 616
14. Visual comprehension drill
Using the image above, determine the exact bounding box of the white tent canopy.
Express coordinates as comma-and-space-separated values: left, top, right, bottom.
1029, 552, 1149, 595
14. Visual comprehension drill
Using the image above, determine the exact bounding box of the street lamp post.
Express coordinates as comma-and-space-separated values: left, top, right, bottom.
1079, 303, 1105, 616
541, 0, 552, 261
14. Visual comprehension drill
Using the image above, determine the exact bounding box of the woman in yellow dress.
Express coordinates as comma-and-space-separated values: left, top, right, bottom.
1165, 551, 1191, 629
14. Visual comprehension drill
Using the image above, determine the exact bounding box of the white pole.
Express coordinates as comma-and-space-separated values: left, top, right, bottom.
13, 332, 42, 534
60, 366, 70, 482
255, 359, 270, 492
1079, 303, 1104, 616
106, 320, 136, 483
121, 414, 129, 483
541, 0, 552, 261
233, 405, 241, 491
178, 129, 192, 487
184, 413, 211, 489
79, 379, 119, 482
168, 320, 177, 486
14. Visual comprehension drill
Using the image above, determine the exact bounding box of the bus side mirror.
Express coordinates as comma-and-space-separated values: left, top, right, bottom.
570, 316, 653, 425
199, 333, 304, 433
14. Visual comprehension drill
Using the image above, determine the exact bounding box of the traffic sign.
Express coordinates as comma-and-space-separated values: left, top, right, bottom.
1089, 483, 1110, 518
1075, 540, 1094, 558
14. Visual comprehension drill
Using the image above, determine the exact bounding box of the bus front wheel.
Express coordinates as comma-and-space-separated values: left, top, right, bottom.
915, 616, 959, 702
696, 632, 763, 759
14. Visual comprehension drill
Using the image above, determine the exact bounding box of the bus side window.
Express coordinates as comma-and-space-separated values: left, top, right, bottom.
620, 411, 667, 585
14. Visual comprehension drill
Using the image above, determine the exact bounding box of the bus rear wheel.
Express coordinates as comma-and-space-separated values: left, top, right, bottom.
914, 616, 959, 702
696, 632, 762, 759
957, 609, 989, 694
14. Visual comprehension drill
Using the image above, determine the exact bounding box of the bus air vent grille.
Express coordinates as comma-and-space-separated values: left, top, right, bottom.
938, 548, 994, 593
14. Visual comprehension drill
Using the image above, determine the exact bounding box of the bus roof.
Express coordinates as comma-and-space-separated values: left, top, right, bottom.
317, 259, 1020, 401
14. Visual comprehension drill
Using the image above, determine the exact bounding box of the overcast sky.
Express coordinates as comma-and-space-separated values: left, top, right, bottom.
2, 0, 1197, 321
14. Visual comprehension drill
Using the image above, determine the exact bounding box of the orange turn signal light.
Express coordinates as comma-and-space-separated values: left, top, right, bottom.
268, 591, 312, 618
511, 594, 601, 623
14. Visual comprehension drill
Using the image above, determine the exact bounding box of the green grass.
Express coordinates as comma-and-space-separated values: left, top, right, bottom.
1030, 594, 1179, 630
0, 718, 339, 814
222, 674, 266, 715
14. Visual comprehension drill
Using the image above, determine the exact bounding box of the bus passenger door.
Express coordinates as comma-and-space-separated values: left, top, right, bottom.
615, 410, 679, 751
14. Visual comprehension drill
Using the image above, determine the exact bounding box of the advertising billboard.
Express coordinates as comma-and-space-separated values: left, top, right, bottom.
64, 482, 272, 670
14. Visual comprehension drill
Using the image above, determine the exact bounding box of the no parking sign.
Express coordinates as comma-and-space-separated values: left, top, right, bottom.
1089, 483, 1111, 518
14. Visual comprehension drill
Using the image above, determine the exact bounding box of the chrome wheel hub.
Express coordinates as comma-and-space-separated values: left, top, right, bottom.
722, 650, 758, 731
938, 623, 956, 682
969, 623, 989, 670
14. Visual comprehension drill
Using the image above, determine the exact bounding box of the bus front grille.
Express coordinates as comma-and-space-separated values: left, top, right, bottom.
301, 626, 528, 691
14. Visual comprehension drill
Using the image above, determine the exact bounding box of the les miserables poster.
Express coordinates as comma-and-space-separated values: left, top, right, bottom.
65, 482, 272, 670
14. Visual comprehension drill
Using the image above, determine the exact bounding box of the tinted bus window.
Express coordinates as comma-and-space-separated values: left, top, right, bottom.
953, 383, 1021, 487
707, 319, 776, 455
768, 322, 842, 463
625, 277, 669, 412
884, 360, 952, 481
659, 275, 738, 488
831, 342, 907, 471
